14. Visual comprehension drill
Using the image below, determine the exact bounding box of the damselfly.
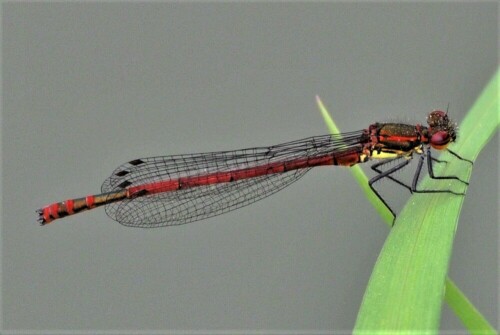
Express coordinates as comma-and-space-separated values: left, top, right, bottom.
37, 110, 472, 228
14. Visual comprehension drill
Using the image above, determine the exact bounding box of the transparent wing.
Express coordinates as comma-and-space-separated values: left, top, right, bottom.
102, 132, 366, 227
105, 169, 310, 227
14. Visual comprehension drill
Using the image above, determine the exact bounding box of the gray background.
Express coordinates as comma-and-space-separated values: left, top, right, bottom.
2, 3, 498, 333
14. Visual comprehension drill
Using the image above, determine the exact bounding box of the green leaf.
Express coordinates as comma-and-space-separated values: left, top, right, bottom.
316, 95, 394, 226
316, 68, 499, 333
445, 279, 498, 335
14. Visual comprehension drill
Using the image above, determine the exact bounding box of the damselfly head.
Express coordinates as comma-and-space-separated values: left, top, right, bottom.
427, 110, 449, 127
426, 110, 458, 149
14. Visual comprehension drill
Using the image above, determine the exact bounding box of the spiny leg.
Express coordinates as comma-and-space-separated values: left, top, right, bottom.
371, 158, 413, 193
447, 149, 474, 164
410, 149, 468, 195
369, 158, 412, 225
371, 156, 448, 192
432, 157, 448, 164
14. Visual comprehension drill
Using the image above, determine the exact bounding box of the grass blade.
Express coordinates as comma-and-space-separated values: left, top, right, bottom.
316, 68, 498, 333
316, 95, 393, 226
445, 279, 497, 335
354, 69, 498, 332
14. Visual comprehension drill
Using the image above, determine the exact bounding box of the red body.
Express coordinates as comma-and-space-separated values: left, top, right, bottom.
37, 110, 458, 227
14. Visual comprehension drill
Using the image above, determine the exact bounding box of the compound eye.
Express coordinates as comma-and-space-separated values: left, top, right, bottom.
430, 130, 451, 150
427, 110, 448, 127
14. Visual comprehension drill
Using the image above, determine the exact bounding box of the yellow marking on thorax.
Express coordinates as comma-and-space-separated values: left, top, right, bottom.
364, 145, 422, 161
370, 151, 402, 160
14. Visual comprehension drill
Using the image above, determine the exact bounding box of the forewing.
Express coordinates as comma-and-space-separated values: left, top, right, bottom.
101, 131, 365, 227
104, 168, 310, 227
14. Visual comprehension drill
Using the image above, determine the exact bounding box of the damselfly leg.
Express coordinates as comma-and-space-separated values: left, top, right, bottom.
37, 110, 474, 228
368, 148, 473, 225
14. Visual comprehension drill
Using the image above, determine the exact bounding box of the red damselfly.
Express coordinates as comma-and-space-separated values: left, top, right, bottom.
37, 110, 472, 228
